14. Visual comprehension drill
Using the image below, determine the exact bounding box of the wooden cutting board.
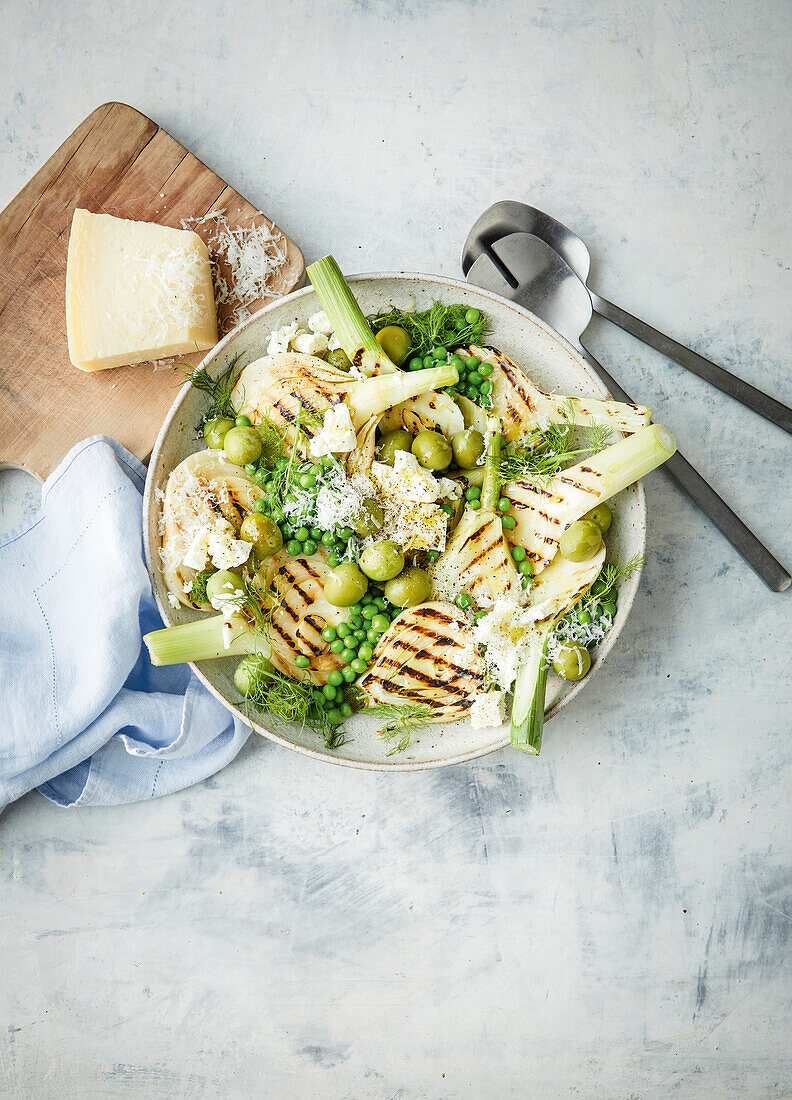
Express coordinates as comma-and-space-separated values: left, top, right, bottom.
0, 101, 305, 480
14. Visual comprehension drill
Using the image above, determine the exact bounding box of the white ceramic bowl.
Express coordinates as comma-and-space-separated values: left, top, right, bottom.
143, 273, 645, 770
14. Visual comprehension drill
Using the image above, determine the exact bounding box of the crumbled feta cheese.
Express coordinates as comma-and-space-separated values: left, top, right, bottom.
308, 310, 334, 335
309, 404, 358, 457
471, 592, 539, 692
328, 332, 343, 352
292, 331, 329, 356
371, 450, 461, 504
182, 520, 251, 572
206, 525, 253, 570
167, 592, 180, 609
183, 579, 193, 594
267, 322, 301, 355
469, 690, 505, 729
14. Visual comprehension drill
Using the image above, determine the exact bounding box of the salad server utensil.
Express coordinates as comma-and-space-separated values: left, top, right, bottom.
464, 231, 791, 592
462, 201, 792, 436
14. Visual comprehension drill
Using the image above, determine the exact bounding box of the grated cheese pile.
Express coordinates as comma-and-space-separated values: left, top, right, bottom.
181, 210, 288, 332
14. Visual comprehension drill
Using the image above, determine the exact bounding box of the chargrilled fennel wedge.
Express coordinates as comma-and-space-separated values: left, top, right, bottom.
160, 449, 263, 609
505, 424, 676, 574
510, 547, 606, 755
345, 414, 380, 480
145, 552, 347, 685
308, 255, 464, 438
357, 602, 487, 721
461, 344, 651, 442
428, 417, 522, 604
232, 352, 457, 450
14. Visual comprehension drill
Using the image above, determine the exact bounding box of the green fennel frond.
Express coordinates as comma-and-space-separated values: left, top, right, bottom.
367, 301, 490, 359
366, 702, 434, 755
177, 353, 244, 424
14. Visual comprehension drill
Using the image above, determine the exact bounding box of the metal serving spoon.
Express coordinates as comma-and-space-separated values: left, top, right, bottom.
462, 200, 792, 436
463, 230, 791, 592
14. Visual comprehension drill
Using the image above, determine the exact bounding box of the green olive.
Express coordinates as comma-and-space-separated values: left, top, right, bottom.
552, 642, 591, 681
559, 519, 604, 563
378, 429, 413, 466
359, 540, 405, 582
351, 498, 385, 538
203, 416, 235, 449
411, 430, 452, 472
206, 569, 246, 603
375, 325, 412, 365
239, 513, 283, 557
234, 654, 274, 696
582, 502, 612, 534
324, 563, 369, 606
223, 426, 263, 466
327, 348, 352, 370
451, 428, 485, 468
384, 566, 431, 608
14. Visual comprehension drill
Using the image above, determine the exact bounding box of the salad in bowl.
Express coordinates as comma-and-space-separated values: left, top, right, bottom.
143, 258, 675, 766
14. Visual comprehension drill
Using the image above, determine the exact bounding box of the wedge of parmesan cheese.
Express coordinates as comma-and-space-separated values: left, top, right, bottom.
65, 209, 218, 371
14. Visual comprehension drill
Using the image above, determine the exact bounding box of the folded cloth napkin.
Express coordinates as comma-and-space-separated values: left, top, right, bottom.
0, 436, 249, 812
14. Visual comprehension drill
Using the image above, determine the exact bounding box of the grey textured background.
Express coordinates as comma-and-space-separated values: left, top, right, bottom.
1, 1, 791, 1097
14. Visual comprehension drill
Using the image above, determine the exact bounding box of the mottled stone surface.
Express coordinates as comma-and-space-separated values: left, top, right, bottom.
1, 1, 790, 1096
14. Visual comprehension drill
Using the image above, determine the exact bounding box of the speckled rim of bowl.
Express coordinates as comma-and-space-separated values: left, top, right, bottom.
143, 271, 646, 771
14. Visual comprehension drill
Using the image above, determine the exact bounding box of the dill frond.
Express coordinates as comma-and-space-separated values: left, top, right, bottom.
366, 702, 434, 755
176, 354, 244, 424
367, 301, 490, 359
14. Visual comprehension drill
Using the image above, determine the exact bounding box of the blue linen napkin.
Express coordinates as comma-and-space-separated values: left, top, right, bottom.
0, 436, 250, 811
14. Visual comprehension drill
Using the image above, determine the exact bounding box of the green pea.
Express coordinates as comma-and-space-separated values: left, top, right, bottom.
371, 614, 390, 633
321, 530, 336, 546
449, 355, 465, 371
327, 670, 343, 687
359, 540, 405, 582
340, 703, 354, 718
235, 414, 252, 427
353, 630, 367, 642
518, 560, 534, 577
600, 601, 617, 617
337, 623, 351, 639
479, 362, 493, 378
295, 655, 310, 669
468, 499, 481, 511
324, 563, 368, 607
326, 708, 343, 725
342, 668, 357, 683
322, 684, 337, 701
295, 527, 310, 542
303, 539, 318, 555
362, 604, 378, 620
409, 357, 424, 372
465, 308, 480, 324
351, 658, 368, 674
203, 416, 235, 450
374, 597, 389, 611
358, 644, 373, 661
367, 628, 380, 642
559, 520, 604, 563
254, 469, 270, 485
299, 473, 316, 490
244, 462, 257, 475
497, 497, 511, 513
479, 380, 493, 396
349, 603, 364, 616
426, 549, 440, 563
465, 486, 481, 502
423, 355, 435, 369
577, 609, 592, 624
468, 371, 483, 386
455, 592, 472, 609
340, 648, 357, 664
286, 539, 302, 556
376, 325, 412, 365
431, 345, 447, 359
223, 426, 263, 466
501, 515, 517, 531
412, 430, 453, 472
465, 356, 480, 369
338, 526, 355, 542
511, 545, 527, 562
552, 642, 591, 682
271, 507, 286, 524
328, 552, 341, 567
385, 566, 431, 608
330, 638, 345, 654
582, 502, 613, 534
590, 579, 608, 596
349, 613, 363, 628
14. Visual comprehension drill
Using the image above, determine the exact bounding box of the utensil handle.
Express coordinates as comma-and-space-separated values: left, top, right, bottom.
590, 291, 792, 436
579, 345, 791, 592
